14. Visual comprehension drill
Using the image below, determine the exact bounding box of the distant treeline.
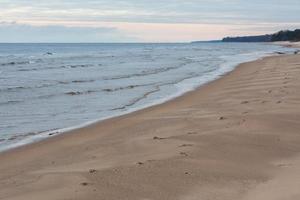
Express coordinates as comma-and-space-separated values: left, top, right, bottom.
222, 29, 300, 42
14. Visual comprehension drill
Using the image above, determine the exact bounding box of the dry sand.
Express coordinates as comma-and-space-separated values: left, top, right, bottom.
1, 52, 300, 200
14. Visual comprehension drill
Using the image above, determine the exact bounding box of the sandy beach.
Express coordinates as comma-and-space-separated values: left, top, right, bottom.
1, 49, 300, 199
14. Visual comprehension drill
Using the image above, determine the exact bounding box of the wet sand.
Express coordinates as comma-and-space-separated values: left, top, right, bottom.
1, 52, 300, 200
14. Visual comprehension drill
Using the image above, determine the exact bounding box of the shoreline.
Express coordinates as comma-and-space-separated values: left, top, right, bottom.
1, 50, 300, 199
0, 49, 282, 153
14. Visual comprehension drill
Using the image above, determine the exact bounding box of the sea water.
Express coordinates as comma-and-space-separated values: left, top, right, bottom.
0, 42, 294, 151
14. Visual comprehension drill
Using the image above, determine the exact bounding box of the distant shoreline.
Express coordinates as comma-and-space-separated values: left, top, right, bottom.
222, 29, 300, 42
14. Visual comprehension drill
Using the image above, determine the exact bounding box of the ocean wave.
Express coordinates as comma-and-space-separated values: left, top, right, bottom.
17, 66, 63, 72
0, 61, 30, 66
104, 66, 183, 81
0, 79, 97, 93
17, 68, 38, 72
1, 86, 29, 91
38, 64, 95, 70
58, 79, 96, 85
109, 73, 203, 111
0, 84, 54, 92
26, 89, 97, 100
15, 63, 95, 72
4, 128, 59, 142
65, 90, 96, 96
7, 133, 36, 141
104, 58, 198, 81
71, 79, 95, 83
102, 83, 154, 92
44, 52, 54, 55
111, 86, 160, 110
44, 83, 153, 99
68, 64, 93, 68
0, 100, 24, 106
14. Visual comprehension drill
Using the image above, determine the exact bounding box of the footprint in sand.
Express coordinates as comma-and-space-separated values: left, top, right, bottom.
89, 169, 97, 174
137, 160, 157, 165
187, 131, 197, 135
180, 152, 189, 156
241, 101, 249, 104
179, 144, 193, 147
80, 182, 89, 186
276, 163, 292, 168
153, 136, 167, 140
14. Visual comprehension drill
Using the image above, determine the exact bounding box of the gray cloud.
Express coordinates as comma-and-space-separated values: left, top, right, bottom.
0, 0, 299, 42
0, 23, 137, 43
1, 0, 300, 24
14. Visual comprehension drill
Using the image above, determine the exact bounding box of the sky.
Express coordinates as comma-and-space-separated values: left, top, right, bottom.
0, 0, 300, 42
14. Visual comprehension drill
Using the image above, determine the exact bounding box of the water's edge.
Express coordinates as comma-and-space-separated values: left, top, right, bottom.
0, 49, 289, 153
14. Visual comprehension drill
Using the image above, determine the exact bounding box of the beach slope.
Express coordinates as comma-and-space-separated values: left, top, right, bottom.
1, 54, 300, 200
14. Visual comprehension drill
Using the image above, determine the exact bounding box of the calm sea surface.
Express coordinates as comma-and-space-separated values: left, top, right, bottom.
0, 43, 293, 151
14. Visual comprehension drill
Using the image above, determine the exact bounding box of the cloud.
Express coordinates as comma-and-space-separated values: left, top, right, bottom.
0, 21, 17, 25
1, 0, 300, 24
0, 23, 137, 43
0, 0, 299, 42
